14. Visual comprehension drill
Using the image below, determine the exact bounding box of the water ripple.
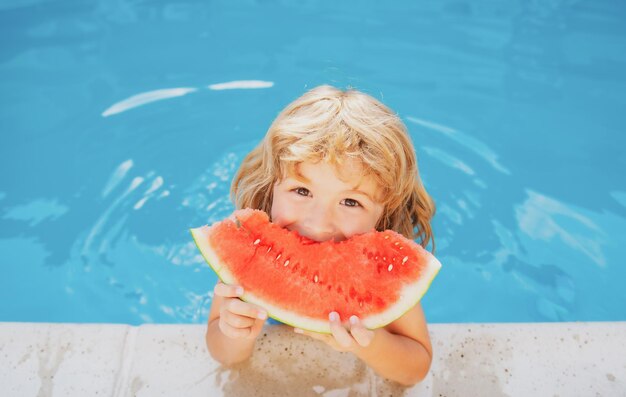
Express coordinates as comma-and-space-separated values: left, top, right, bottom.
407, 116, 511, 175
2, 198, 69, 226
611, 191, 626, 209
102, 88, 198, 117
207, 80, 274, 90
133, 176, 164, 210
515, 190, 606, 267
421, 146, 475, 176
102, 159, 133, 198
101, 80, 274, 117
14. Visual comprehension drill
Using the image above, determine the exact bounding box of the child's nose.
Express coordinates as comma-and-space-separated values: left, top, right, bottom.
302, 203, 336, 242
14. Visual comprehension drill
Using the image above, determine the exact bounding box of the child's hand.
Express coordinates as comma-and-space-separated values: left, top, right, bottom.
213, 282, 268, 340
293, 312, 375, 353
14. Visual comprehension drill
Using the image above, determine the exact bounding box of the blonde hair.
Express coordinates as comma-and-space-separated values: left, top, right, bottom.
231, 85, 436, 250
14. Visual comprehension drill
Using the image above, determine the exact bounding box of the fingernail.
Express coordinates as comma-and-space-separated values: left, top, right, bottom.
350, 315, 358, 325
329, 312, 339, 322
294, 328, 303, 334
257, 311, 267, 320
236, 287, 244, 295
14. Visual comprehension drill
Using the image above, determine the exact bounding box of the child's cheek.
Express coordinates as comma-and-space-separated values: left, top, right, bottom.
336, 214, 371, 239
337, 217, 361, 238
270, 193, 300, 228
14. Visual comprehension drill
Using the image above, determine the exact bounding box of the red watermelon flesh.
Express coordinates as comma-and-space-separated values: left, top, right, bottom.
191, 209, 441, 333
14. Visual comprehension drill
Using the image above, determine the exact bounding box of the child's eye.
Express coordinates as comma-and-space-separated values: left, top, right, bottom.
341, 198, 361, 208
293, 187, 311, 197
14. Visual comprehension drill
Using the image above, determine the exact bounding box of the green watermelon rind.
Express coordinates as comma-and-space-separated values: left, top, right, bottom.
190, 224, 442, 334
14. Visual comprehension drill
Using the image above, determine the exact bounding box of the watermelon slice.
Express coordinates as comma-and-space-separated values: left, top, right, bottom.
191, 209, 441, 333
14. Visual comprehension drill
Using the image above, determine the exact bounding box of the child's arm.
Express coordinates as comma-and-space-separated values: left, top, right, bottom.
205, 283, 268, 366
353, 303, 432, 385
294, 303, 432, 386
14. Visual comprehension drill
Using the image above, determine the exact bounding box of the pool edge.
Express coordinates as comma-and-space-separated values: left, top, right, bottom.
1, 321, 624, 396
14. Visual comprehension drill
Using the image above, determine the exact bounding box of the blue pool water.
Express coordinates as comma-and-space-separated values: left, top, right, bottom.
1, 0, 625, 325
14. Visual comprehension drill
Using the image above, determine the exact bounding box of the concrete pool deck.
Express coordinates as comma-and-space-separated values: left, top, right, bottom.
1, 322, 624, 396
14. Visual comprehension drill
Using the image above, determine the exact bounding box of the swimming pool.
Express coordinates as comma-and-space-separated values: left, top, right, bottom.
1, 0, 625, 325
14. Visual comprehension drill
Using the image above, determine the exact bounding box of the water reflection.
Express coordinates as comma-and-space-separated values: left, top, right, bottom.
610, 191, 626, 210
60, 147, 247, 323
516, 190, 606, 267
421, 146, 476, 176
102, 159, 133, 198
207, 80, 274, 90
2, 0, 625, 324
2, 198, 69, 226
408, 112, 620, 322
102, 80, 274, 117
407, 116, 510, 175
102, 87, 198, 117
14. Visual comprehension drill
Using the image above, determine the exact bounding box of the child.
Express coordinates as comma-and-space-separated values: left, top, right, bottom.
205, 85, 436, 386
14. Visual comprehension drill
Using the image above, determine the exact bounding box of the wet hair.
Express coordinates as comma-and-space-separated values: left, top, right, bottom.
231, 85, 435, 250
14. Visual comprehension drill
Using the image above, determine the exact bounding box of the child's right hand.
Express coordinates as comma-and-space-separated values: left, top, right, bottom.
213, 282, 268, 340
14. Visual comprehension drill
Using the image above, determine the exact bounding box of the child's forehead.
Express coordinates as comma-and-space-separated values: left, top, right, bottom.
283, 159, 381, 193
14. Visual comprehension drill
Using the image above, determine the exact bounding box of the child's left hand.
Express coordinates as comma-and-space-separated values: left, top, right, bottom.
293, 312, 375, 353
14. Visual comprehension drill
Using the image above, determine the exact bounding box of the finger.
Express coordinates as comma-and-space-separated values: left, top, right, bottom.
348, 316, 375, 347
329, 312, 353, 348
250, 316, 265, 337
218, 321, 252, 339
221, 310, 257, 329
224, 298, 268, 321
214, 282, 243, 298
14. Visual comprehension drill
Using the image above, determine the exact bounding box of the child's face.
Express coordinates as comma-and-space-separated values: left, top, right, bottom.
271, 160, 384, 242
